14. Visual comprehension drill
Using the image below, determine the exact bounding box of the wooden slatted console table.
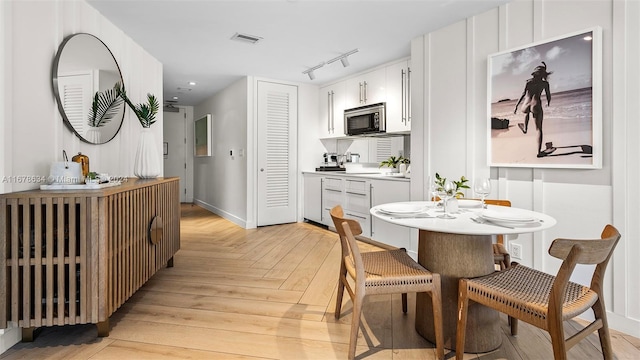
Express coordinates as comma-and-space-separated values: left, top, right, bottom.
0, 177, 180, 340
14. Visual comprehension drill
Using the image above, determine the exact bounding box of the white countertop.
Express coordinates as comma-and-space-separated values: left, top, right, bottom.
371, 201, 556, 235
302, 171, 411, 181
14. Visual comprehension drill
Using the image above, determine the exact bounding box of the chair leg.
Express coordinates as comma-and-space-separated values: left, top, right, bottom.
548, 317, 568, 360
402, 293, 408, 313
593, 299, 613, 360
335, 266, 347, 319
430, 276, 445, 360
455, 280, 469, 360
348, 293, 365, 360
510, 316, 519, 336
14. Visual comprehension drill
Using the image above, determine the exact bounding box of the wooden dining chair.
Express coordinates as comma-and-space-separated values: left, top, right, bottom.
455, 225, 621, 360
482, 199, 512, 270
330, 205, 444, 360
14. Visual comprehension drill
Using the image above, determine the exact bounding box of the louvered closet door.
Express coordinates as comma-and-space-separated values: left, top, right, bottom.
57, 73, 92, 136
257, 81, 298, 226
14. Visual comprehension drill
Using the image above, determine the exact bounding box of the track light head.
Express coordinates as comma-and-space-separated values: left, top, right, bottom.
327, 48, 359, 68
302, 62, 325, 80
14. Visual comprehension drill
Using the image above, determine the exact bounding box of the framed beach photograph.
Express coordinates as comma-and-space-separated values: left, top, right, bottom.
487, 27, 602, 169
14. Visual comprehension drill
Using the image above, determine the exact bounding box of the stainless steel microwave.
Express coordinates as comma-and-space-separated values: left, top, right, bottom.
344, 102, 386, 136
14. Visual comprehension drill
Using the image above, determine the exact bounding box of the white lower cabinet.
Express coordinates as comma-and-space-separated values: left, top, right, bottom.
303, 174, 323, 223
370, 179, 413, 255
304, 173, 411, 252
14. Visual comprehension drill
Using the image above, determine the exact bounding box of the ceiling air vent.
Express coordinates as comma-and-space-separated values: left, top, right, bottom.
231, 32, 263, 44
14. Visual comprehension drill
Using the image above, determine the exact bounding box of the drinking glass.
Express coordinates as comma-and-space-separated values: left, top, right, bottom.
437, 181, 456, 219
474, 178, 491, 209
427, 175, 439, 207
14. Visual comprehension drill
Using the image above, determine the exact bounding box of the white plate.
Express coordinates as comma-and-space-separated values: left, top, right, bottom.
480, 210, 535, 223
377, 203, 426, 215
457, 199, 482, 208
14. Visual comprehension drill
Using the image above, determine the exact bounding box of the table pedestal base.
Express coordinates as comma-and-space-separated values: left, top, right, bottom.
416, 230, 502, 353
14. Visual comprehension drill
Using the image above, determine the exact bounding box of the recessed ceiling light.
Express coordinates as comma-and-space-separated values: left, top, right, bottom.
173, 96, 178, 100
583, 35, 593, 41
189, 81, 196, 86
231, 32, 263, 44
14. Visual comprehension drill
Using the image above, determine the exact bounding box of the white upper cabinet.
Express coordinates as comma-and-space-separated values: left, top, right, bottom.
385, 59, 411, 133
344, 68, 386, 109
318, 58, 410, 139
319, 81, 346, 138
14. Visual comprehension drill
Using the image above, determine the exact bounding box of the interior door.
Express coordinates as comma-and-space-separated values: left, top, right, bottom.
163, 108, 187, 202
257, 81, 298, 226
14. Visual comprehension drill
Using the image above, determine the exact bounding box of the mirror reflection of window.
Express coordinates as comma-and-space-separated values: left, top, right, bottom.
336, 135, 408, 164
194, 114, 212, 157
52, 33, 125, 144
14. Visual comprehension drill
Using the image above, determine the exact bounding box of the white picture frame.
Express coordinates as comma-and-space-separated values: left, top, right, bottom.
487, 27, 602, 169
194, 114, 211, 157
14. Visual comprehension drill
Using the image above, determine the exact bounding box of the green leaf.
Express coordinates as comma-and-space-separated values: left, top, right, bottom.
115, 83, 159, 128
87, 87, 123, 127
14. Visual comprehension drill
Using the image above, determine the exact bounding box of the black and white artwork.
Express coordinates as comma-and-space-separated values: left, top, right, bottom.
488, 27, 602, 169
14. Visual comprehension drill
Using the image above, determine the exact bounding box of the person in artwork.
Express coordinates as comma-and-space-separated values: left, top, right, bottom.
514, 61, 555, 158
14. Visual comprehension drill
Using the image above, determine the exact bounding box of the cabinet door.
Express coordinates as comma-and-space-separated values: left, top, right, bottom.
322, 176, 344, 226
319, 82, 346, 138
370, 180, 412, 250
345, 68, 387, 108
303, 175, 323, 223
385, 60, 411, 133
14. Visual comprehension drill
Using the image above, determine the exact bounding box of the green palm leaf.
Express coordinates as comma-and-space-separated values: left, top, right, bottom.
115, 82, 159, 128
87, 87, 123, 127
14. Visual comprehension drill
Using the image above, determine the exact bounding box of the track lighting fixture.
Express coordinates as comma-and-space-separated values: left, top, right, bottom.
326, 48, 359, 68
302, 62, 325, 80
302, 48, 359, 80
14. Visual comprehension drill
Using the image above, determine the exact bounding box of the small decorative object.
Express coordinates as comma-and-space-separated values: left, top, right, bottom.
71, 152, 90, 180
116, 83, 161, 178
85, 171, 99, 184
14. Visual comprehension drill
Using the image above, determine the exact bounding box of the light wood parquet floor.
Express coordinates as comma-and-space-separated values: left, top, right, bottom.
1, 204, 639, 359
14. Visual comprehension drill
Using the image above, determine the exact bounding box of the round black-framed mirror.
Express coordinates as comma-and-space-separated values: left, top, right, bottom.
52, 33, 125, 144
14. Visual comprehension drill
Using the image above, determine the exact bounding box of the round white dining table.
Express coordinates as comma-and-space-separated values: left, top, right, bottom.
370, 201, 556, 353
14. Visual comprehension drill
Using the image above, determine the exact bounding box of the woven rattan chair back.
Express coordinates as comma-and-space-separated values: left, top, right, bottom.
330, 205, 445, 360
455, 224, 621, 360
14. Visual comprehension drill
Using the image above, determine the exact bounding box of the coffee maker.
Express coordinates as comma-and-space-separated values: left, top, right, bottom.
316, 152, 345, 171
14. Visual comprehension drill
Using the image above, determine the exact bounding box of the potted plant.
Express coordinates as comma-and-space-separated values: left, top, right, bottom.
115, 82, 159, 128
115, 82, 161, 178
379, 156, 409, 173
434, 173, 470, 198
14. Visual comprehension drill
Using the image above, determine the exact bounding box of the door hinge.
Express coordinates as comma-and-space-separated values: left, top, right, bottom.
184, 163, 187, 169
183, 112, 186, 119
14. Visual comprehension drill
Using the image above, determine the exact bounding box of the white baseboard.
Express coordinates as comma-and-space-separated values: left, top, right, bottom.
0, 324, 21, 355
608, 311, 640, 338
192, 199, 247, 228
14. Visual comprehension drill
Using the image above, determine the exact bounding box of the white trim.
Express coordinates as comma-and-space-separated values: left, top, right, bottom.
193, 198, 247, 228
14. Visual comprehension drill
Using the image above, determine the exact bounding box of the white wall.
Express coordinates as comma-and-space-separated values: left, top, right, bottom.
193, 77, 249, 226
410, 0, 638, 337
0, 0, 163, 351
